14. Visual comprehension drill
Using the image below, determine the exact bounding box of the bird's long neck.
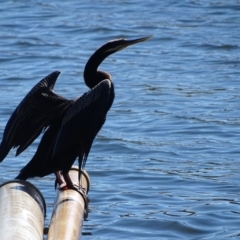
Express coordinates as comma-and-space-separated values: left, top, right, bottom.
84, 48, 112, 89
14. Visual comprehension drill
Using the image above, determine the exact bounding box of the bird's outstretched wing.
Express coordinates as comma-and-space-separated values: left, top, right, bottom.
0, 71, 72, 162
50, 79, 113, 173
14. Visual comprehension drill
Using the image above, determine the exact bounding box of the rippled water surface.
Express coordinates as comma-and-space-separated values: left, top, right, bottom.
0, 1, 240, 239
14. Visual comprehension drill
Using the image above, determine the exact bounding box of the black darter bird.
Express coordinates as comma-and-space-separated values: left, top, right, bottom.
0, 36, 151, 190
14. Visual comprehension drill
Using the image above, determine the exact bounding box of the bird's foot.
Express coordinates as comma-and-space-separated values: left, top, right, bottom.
67, 183, 88, 209
58, 182, 68, 191
67, 183, 81, 192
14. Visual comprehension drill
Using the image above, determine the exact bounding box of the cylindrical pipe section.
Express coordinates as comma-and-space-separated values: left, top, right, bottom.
47, 167, 90, 240
0, 180, 46, 240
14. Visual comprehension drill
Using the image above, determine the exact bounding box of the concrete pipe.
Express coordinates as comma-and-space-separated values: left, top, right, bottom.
47, 167, 90, 240
0, 179, 46, 240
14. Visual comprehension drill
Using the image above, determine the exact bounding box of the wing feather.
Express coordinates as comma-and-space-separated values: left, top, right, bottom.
0, 71, 72, 161
51, 79, 112, 171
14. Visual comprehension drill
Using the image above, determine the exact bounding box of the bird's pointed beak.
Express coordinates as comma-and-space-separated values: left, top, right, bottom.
104, 36, 152, 54
124, 36, 152, 47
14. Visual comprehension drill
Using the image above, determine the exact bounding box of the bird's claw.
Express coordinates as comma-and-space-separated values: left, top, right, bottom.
67, 183, 81, 192
57, 182, 88, 209
58, 183, 80, 192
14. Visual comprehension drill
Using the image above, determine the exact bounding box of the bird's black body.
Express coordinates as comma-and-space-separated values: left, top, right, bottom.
16, 79, 112, 182
0, 36, 151, 189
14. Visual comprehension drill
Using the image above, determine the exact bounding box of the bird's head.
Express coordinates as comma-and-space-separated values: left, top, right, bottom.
99, 36, 152, 56
84, 36, 152, 88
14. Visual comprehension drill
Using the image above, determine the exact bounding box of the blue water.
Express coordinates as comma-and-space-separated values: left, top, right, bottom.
0, 0, 240, 239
